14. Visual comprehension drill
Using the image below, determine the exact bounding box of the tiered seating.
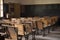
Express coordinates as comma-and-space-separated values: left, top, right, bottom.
0, 16, 58, 40
0, 19, 17, 40
11, 18, 34, 40
37, 16, 58, 36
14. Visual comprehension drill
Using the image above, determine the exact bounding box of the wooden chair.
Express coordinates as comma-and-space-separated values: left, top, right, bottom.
2, 19, 11, 24
37, 17, 51, 36
22, 18, 36, 40
37, 20, 43, 30
50, 17, 56, 25
50, 16, 58, 31
15, 18, 21, 24
20, 18, 27, 23
1, 19, 10, 27
15, 24, 33, 40
32, 17, 40, 29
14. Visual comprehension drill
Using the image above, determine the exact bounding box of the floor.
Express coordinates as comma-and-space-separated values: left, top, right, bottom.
22, 26, 60, 40
5, 25, 60, 40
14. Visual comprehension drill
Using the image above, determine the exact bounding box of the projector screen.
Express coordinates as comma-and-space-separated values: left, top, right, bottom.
0, 0, 3, 17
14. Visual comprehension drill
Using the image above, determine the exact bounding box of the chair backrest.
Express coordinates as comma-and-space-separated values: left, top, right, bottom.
15, 24, 24, 35
37, 20, 43, 30
20, 18, 27, 23
11, 18, 17, 24
2, 19, 10, 23
50, 17, 56, 24
52, 16, 58, 22
24, 24, 32, 34
27, 17, 33, 22
15, 18, 21, 24
15, 24, 32, 35
41, 18, 49, 26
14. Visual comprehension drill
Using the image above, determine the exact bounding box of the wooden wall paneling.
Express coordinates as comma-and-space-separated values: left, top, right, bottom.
14, 3, 20, 18
8, 3, 20, 18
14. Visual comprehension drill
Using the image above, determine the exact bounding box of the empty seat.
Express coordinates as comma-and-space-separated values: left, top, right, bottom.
15, 24, 32, 40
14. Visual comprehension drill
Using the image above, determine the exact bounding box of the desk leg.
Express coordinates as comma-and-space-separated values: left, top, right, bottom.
32, 31, 36, 40
42, 28, 45, 37
18, 35, 22, 40
25, 35, 29, 40
48, 27, 50, 34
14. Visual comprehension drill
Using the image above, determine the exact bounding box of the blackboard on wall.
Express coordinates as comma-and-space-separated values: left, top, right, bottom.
21, 4, 60, 17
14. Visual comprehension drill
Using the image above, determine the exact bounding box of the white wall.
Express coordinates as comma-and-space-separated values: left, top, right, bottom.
20, 0, 60, 5
4, 0, 20, 3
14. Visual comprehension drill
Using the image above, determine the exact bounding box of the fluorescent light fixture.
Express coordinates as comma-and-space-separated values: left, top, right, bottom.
1, 0, 3, 17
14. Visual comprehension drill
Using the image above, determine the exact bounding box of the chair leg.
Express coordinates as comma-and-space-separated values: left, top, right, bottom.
19, 37, 22, 40
18, 35, 22, 40
48, 27, 50, 34
52, 27, 55, 31
25, 35, 29, 40
51, 25, 55, 31
42, 28, 46, 37
32, 31, 36, 40
36, 29, 39, 35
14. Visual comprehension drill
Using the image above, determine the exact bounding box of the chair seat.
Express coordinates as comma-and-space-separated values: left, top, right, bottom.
32, 29, 36, 32
48, 24, 51, 26
25, 32, 29, 35
43, 25, 48, 28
